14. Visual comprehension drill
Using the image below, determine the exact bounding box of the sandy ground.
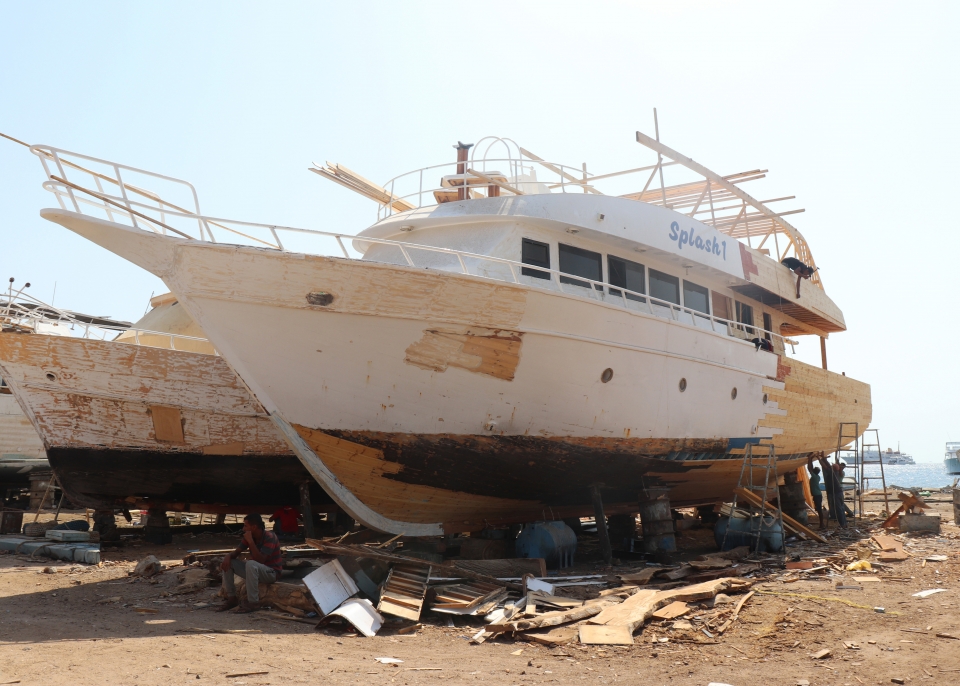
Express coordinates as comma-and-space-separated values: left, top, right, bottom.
0, 496, 958, 686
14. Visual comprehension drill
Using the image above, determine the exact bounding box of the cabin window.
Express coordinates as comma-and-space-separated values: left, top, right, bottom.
607, 255, 645, 301
558, 243, 602, 289
736, 301, 755, 334
712, 291, 732, 320
649, 269, 680, 305
521, 238, 551, 279
682, 281, 710, 315
762, 312, 773, 341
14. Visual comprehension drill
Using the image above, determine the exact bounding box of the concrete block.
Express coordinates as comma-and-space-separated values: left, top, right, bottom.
900, 514, 941, 534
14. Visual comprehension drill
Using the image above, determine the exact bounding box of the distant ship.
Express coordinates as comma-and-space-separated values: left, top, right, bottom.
855, 448, 915, 465
946, 443, 960, 475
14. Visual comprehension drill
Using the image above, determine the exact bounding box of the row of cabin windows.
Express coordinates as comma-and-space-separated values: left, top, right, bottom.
522, 238, 773, 339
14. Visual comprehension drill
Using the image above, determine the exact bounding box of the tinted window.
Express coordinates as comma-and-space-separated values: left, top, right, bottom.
558, 243, 602, 289
521, 238, 550, 279
736, 301, 755, 334
683, 281, 710, 315
649, 269, 680, 305
607, 255, 646, 302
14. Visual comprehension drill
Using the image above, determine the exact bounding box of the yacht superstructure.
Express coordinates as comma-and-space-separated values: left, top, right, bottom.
28, 130, 871, 534
946, 442, 960, 475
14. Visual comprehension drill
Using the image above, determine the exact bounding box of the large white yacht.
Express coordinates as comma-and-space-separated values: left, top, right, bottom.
28, 129, 871, 535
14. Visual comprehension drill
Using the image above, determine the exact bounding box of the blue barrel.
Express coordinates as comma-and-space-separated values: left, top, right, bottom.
714, 515, 783, 553
515, 521, 577, 569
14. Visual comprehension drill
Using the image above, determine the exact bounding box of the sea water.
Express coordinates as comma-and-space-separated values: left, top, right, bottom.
858, 463, 958, 489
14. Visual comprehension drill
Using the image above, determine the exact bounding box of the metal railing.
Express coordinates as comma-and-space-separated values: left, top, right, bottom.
0, 289, 214, 353
31, 145, 788, 350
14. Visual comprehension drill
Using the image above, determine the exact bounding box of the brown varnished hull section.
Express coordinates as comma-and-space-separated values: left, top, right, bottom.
293, 423, 808, 533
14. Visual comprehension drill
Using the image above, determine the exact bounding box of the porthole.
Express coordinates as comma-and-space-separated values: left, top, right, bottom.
731, 387, 738, 400
45, 372, 57, 383
601, 368, 613, 383
762, 393, 768, 405
679, 378, 687, 392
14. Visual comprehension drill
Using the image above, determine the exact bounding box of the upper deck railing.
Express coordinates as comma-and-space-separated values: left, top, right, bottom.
0, 287, 213, 353
31, 145, 792, 352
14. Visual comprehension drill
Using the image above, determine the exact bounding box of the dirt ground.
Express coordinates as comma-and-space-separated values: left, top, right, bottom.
0, 495, 958, 686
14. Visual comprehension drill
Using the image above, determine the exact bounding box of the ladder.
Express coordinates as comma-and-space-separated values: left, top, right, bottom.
834, 423, 860, 519
859, 428, 891, 517
721, 443, 787, 559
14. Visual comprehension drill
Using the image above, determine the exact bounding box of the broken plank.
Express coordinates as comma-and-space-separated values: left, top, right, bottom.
590, 578, 753, 634
579, 624, 634, 645
651, 601, 690, 620
617, 567, 657, 584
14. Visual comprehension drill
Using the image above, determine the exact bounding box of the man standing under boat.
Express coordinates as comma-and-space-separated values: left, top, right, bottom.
812, 453, 848, 529
218, 513, 283, 613
806, 456, 826, 529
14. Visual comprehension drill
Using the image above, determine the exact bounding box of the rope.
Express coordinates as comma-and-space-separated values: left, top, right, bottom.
755, 589, 900, 615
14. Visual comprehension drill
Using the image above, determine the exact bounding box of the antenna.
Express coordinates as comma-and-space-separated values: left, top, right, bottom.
653, 108, 667, 205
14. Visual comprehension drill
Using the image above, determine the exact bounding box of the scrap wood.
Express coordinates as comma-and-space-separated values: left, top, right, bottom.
658, 565, 693, 581
306, 539, 522, 591
379, 564, 430, 621
688, 558, 733, 570
871, 534, 905, 552
520, 626, 578, 646
598, 585, 640, 597
881, 494, 930, 529
617, 567, 657, 584
651, 601, 690, 620
589, 578, 752, 634
487, 601, 608, 634
431, 581, 506, 611
734, 488, 827, 543
578, 624, 633, 645
717, 590, 755, 634
226, 671, 268, 678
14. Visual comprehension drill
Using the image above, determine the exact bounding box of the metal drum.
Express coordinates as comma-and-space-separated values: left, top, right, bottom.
640, 488, 676, 553
515, 521, 577, 569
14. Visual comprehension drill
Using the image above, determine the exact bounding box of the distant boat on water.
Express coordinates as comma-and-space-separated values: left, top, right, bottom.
852, 448, 916, 466
945, 442, 960, 475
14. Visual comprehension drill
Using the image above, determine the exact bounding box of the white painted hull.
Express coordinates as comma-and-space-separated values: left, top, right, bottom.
42, 210, 871, 533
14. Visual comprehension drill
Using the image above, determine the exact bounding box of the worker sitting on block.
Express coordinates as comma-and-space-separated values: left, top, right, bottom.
218, 513, 283, 613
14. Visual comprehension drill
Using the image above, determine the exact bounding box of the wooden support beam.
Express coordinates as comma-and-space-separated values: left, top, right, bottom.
590, 484, 613, 565
820, 336, 828, 370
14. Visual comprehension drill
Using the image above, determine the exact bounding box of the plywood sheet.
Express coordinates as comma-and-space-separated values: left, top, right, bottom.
579, 625, 634, 645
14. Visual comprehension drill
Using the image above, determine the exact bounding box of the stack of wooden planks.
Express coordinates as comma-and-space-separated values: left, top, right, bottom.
377, 564, 431, 621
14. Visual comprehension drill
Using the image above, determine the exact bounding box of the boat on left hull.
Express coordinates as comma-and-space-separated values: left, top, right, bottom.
0, 298, 332, 514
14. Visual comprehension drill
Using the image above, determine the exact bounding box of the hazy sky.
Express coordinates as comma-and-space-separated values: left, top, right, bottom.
2, 2, 957, 462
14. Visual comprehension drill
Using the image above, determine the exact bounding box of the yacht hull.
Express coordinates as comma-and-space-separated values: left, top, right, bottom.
42, 210, 872, 534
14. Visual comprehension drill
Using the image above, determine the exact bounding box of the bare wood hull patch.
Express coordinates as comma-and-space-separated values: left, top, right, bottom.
404, 328, 523, 380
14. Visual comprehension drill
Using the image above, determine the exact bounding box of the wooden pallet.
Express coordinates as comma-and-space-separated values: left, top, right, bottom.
377, 564, 431, 621
430, 581, 508, 612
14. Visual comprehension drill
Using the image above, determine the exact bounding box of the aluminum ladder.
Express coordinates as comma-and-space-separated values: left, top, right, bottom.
859, 428, 891, 517
833, 423, 860, 519
721, 443, 787, 559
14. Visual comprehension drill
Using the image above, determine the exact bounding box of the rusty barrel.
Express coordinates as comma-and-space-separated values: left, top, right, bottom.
640, 488, 676, 553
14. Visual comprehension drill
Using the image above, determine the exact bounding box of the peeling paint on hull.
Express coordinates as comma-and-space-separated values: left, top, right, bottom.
0, 332, 316, 511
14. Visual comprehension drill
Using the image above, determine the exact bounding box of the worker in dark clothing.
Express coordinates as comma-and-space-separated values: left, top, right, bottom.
781, 257, 817, 299
815, 453, 847, 528
806, 455, 826, 529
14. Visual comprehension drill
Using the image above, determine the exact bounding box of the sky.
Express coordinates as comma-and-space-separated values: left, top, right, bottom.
1, 2, 957, 462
